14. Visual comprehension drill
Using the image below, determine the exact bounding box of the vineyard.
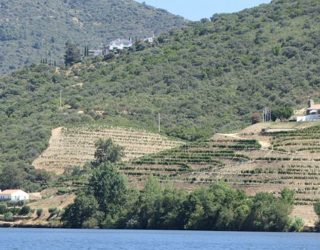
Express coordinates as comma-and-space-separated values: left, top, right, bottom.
32, 122, 320, 225
124, 123, 320, 209
32, 126, 183, 174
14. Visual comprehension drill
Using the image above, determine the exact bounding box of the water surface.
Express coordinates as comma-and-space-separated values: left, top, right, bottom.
0, 229, 318, 250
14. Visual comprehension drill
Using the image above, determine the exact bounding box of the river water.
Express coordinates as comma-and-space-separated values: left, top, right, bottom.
0, 229, 318, 250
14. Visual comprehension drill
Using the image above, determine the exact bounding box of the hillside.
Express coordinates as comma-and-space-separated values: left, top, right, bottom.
33, 126, 182, 174
0, 0, 186, 74
122, 122, 320, 226
1, 0, 320, 191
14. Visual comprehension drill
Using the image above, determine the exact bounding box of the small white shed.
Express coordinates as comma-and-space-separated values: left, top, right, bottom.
0, 189, 29, 202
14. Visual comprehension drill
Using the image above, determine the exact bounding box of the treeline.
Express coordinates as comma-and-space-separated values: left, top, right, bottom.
61, 140, 303, 231
62, 164, 303, 231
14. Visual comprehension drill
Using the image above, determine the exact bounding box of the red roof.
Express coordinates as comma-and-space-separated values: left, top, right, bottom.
0, 189, 24, 195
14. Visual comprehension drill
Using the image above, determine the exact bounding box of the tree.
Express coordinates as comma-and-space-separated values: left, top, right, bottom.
64, 42, 82, 66
271, 107, 293, 121
0, 165, 25, 190
251, 112, 261, 124
92, 139, 124, 167
184, 182, 251, 231
246, 190, 294, 231
62, 194, 98, 228
89, 163, 127, 220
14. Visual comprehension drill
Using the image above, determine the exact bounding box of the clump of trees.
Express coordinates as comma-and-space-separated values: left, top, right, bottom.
64, 42, 82, 66
271, 107, 294, 121
62, 140, 301, 231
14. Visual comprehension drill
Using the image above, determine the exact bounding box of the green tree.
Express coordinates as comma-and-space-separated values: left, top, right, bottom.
0, 165, 25, 190
184, 182, 251, 231
246, 190, 294, 231
19, 206, 31, 216
64, 42, 82, 66
271, 107, 294, 121
92, 139, 124, 167
62, 194, 98, 228
134, 176, 163, 229
89, 163, 127, 220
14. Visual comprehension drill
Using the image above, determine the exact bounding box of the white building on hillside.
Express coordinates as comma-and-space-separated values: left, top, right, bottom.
297, 99, 320, 122
109, 38, 133, 50
0, 189, 29, 202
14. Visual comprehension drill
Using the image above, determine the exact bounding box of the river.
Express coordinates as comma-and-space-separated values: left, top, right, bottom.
0, 229, 318, 250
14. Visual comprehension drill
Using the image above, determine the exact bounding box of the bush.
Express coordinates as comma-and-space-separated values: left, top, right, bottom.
19, 206, 31, 216
287, 217, 304, 232
251, 112, 261, 124
0, 204, 7, 214
48, 207, 58, 214
36, 208, 43, 218
4, 212, 13, 222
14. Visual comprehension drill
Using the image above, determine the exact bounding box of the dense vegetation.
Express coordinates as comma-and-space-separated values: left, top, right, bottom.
62, 140, 302, 231
1, 0, 320, 190
0, 0, 186, 74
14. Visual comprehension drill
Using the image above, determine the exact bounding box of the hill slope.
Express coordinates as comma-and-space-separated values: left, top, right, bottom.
0, 0, 186, 74
33, 126, 182, 174
1, 0, 320, 189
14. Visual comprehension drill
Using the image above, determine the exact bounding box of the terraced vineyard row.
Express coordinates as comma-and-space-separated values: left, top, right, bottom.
33, 126, 183, 174
123, 125, 320, 206
123, 138, 261, 189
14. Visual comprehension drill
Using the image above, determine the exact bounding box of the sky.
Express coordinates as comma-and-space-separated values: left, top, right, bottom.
135, 0, 272, 21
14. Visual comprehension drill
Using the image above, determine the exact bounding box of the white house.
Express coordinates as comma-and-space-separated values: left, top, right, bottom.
297, 100, 320, 122
109, 38, 133, 50
0, 189, 29, 202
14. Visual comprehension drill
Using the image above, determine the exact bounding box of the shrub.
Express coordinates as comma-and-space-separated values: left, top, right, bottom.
0, 204, 7, 214
4, 212, 13, 222
287, 217, 304, 232
19, 206, 31, 216
48, 207, 58, 214
36, 208, 43, 218
251, 112, 261, 124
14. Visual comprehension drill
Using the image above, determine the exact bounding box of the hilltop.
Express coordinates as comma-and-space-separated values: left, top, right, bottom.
0, 0, 186, 74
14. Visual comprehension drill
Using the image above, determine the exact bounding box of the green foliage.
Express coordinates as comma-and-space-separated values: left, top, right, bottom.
62, 194, 99, 228
4, 212, 14, 221
0, 165, 26, 190
92, 139, 124, 167
19, 206, 31, 216
89, 163, 127, 217
0, 204, 7, 214
287, 217, 304, 232
271, 107, 294, 121
184, 183, 251, 231
36, 208, 43, 218
0, 0, 185, 74
62, 167, 295, 231
314, 200, 320, 216
64, 42, 82, 66
245, 191, 294, 231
